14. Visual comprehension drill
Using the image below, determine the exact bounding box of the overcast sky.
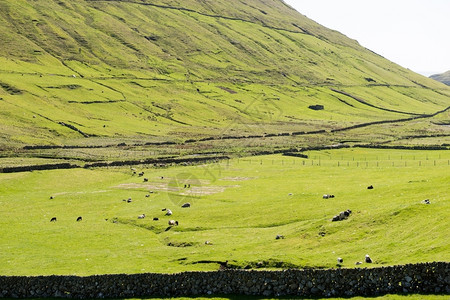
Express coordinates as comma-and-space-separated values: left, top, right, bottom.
283, 0, 450, 76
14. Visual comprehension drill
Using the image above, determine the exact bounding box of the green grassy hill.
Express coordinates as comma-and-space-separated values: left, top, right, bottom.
0, 0, 449, 154
430, 70, 450, 85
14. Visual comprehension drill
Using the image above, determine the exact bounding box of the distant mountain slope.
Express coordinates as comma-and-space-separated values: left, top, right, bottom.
430, 70, 450, 85
0, 0, 449, 148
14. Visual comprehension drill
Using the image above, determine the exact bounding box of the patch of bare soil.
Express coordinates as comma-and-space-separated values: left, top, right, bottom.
115, 182, 178, 192
115, 182, 239, 195
53, 190, 111, 196
220, 176, 255, 181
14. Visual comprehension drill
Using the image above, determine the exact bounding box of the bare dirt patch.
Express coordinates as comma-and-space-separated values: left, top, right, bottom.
115, 182, 238, 195
220, 176, 255, 181
115, 182, 177, 192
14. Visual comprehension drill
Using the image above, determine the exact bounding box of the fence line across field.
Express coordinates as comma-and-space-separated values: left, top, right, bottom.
234, 158, 450, 168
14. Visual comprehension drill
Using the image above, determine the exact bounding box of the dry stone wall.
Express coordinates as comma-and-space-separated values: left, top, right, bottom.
0, 262, 448, 298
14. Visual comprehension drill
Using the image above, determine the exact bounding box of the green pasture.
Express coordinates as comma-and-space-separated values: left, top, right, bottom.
0, 148, 448, 276
1, 0, 449, 147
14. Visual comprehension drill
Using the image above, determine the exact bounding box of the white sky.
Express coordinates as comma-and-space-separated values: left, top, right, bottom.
283, 0, 450, 76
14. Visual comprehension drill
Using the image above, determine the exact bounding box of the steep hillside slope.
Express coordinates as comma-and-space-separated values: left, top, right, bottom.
0, 0, 449, 154
430, 70, 450, 85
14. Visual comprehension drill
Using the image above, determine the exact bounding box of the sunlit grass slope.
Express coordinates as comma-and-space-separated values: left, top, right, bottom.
1, 149, 448, 275
0, 0, 449, 147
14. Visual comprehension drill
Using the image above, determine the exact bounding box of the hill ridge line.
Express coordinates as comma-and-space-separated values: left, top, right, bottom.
330, 88, 422, 116
86, 0, 309, 36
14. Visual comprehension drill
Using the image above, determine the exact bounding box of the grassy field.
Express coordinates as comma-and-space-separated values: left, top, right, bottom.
0, 148, 448, 276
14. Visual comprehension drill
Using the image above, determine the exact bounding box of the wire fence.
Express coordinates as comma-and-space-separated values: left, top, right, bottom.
232, 157, 450, 168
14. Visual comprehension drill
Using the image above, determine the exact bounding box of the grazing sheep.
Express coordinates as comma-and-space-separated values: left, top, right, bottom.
367, 185, 374, 189
355, 261, 362, 265
153, 217, 159, 221
76, 216, 82, 222
323, 194, 329, 199
168, 220, 178, 226
187, 184, 190, 188
423, 199, 430, 204
332, 209, 352, 221
145, 194, 150, 198
205, 240, 212, 245
365, 254, 373, 263
181, 202, 191, 208
143, 178, 148, 182
288, 193, 293, 196
337, 257, 343, 264
138, 214, 146, 219
50, 196, 54, 199
275, 234, 285, 240
50, 217, 57, 222
138, 172, 144, 177
165, 209, 172, 216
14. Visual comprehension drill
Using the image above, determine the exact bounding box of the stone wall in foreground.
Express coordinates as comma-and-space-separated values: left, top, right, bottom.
0, 262, 448, 298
